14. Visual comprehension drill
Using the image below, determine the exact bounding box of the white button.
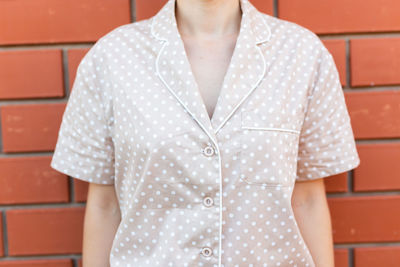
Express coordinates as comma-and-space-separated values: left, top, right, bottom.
203, 146, 215, 157
201, 247, 213, 257
203, 197, 213, 207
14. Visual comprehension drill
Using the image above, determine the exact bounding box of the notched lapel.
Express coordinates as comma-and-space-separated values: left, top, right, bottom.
151, 0, 218, 144
210, 0, 272, 134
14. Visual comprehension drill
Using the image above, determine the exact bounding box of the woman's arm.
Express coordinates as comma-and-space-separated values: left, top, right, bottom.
82, 183, 121, 267
291, 178, 335, 267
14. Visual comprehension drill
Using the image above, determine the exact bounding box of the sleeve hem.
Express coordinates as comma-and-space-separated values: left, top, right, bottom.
295, 157, 360, 182
50, 158, 115, 185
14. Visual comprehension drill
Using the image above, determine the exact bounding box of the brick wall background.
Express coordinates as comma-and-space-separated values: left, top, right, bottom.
0, 0, 399, 266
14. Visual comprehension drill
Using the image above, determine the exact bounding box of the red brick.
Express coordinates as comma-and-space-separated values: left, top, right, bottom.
334, 248, 349, 267
345, 90, 400, 139
322, 39, 347, 86
0, 259, 72, 267
248, 0, 274, 15
278, 0, 400, 34
0, 0, 131, 45
324, 172, 348, 193
0, 214, 3, 257
350, 38, 400, 87
354, 246, 400, 267
135, 0, 167, 21
328, 196, 400, 243
0, 156, 69, 204
354, 143, 400, 192
0, 50, 64, 99
1, 103, 66, 152
74, 180, 89, 203
6, 207, 84, 255
67, 49, 90, 91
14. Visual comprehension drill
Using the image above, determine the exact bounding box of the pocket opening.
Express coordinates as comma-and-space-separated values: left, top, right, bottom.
239, 109, 300, 187
241, 126, 300, 135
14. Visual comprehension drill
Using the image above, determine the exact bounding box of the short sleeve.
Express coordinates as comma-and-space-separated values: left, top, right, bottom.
50, 47, 115, 185
296, 44, 360, 181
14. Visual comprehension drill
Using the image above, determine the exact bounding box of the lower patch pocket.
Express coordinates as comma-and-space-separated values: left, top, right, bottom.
239, 110, 300, 186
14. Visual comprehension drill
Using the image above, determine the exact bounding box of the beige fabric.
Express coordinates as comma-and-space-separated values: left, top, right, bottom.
50, 0, 360, 266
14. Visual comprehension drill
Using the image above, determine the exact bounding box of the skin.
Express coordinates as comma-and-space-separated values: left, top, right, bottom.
82, 0, 335, 266
292, 178, 335, 267
82, 183, 120, 266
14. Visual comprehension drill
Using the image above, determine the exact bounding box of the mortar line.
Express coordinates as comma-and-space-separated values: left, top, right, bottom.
1, 211, 8, 256
273, 0, 279, 17
345, 39, 351, 88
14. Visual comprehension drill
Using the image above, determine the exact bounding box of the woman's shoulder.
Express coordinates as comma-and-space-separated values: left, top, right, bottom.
261, 13, 326, 52
78, 18, 155, 65
95, 18, 154, 47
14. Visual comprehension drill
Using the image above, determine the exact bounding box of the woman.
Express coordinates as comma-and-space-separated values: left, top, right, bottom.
51, 0, 360, 266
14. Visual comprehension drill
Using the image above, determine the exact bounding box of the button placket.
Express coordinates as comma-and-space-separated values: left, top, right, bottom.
199, 141, 219, 263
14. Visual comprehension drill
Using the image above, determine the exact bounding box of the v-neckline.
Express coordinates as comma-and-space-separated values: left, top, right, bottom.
152, 0, 272, 139
180, 34, 241, 122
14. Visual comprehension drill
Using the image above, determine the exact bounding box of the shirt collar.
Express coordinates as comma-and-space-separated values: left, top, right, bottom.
150, 0, 272, 146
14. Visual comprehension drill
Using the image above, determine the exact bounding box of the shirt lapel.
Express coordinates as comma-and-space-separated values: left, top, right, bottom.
151, 0, 271, 143
210, 0, 272, 134
151, 0, 218, 144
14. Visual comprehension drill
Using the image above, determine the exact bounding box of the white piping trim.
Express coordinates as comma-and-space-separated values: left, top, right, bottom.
255, 15, 272, 44
214, 43, 267, 135
155, 42, 218, 145
150, 15, 159, 40
217, 142, 222, 267
241, 126, 300, 135
155, 40, 223, 266
212, 26, 270, 265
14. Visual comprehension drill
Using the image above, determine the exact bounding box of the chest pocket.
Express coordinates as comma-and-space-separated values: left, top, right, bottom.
239, 109, 300, 187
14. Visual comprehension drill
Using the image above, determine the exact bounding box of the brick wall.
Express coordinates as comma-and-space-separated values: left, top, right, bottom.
0, 0, 399, 266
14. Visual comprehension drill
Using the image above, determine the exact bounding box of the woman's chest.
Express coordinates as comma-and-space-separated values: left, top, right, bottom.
108, 65, 309, 158
100, 37, 316, 189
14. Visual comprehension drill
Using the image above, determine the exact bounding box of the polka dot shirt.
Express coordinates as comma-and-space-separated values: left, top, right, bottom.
50, 0, 361, 266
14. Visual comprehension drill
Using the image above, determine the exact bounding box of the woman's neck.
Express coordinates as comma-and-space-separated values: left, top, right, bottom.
175, 0, 242, 40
